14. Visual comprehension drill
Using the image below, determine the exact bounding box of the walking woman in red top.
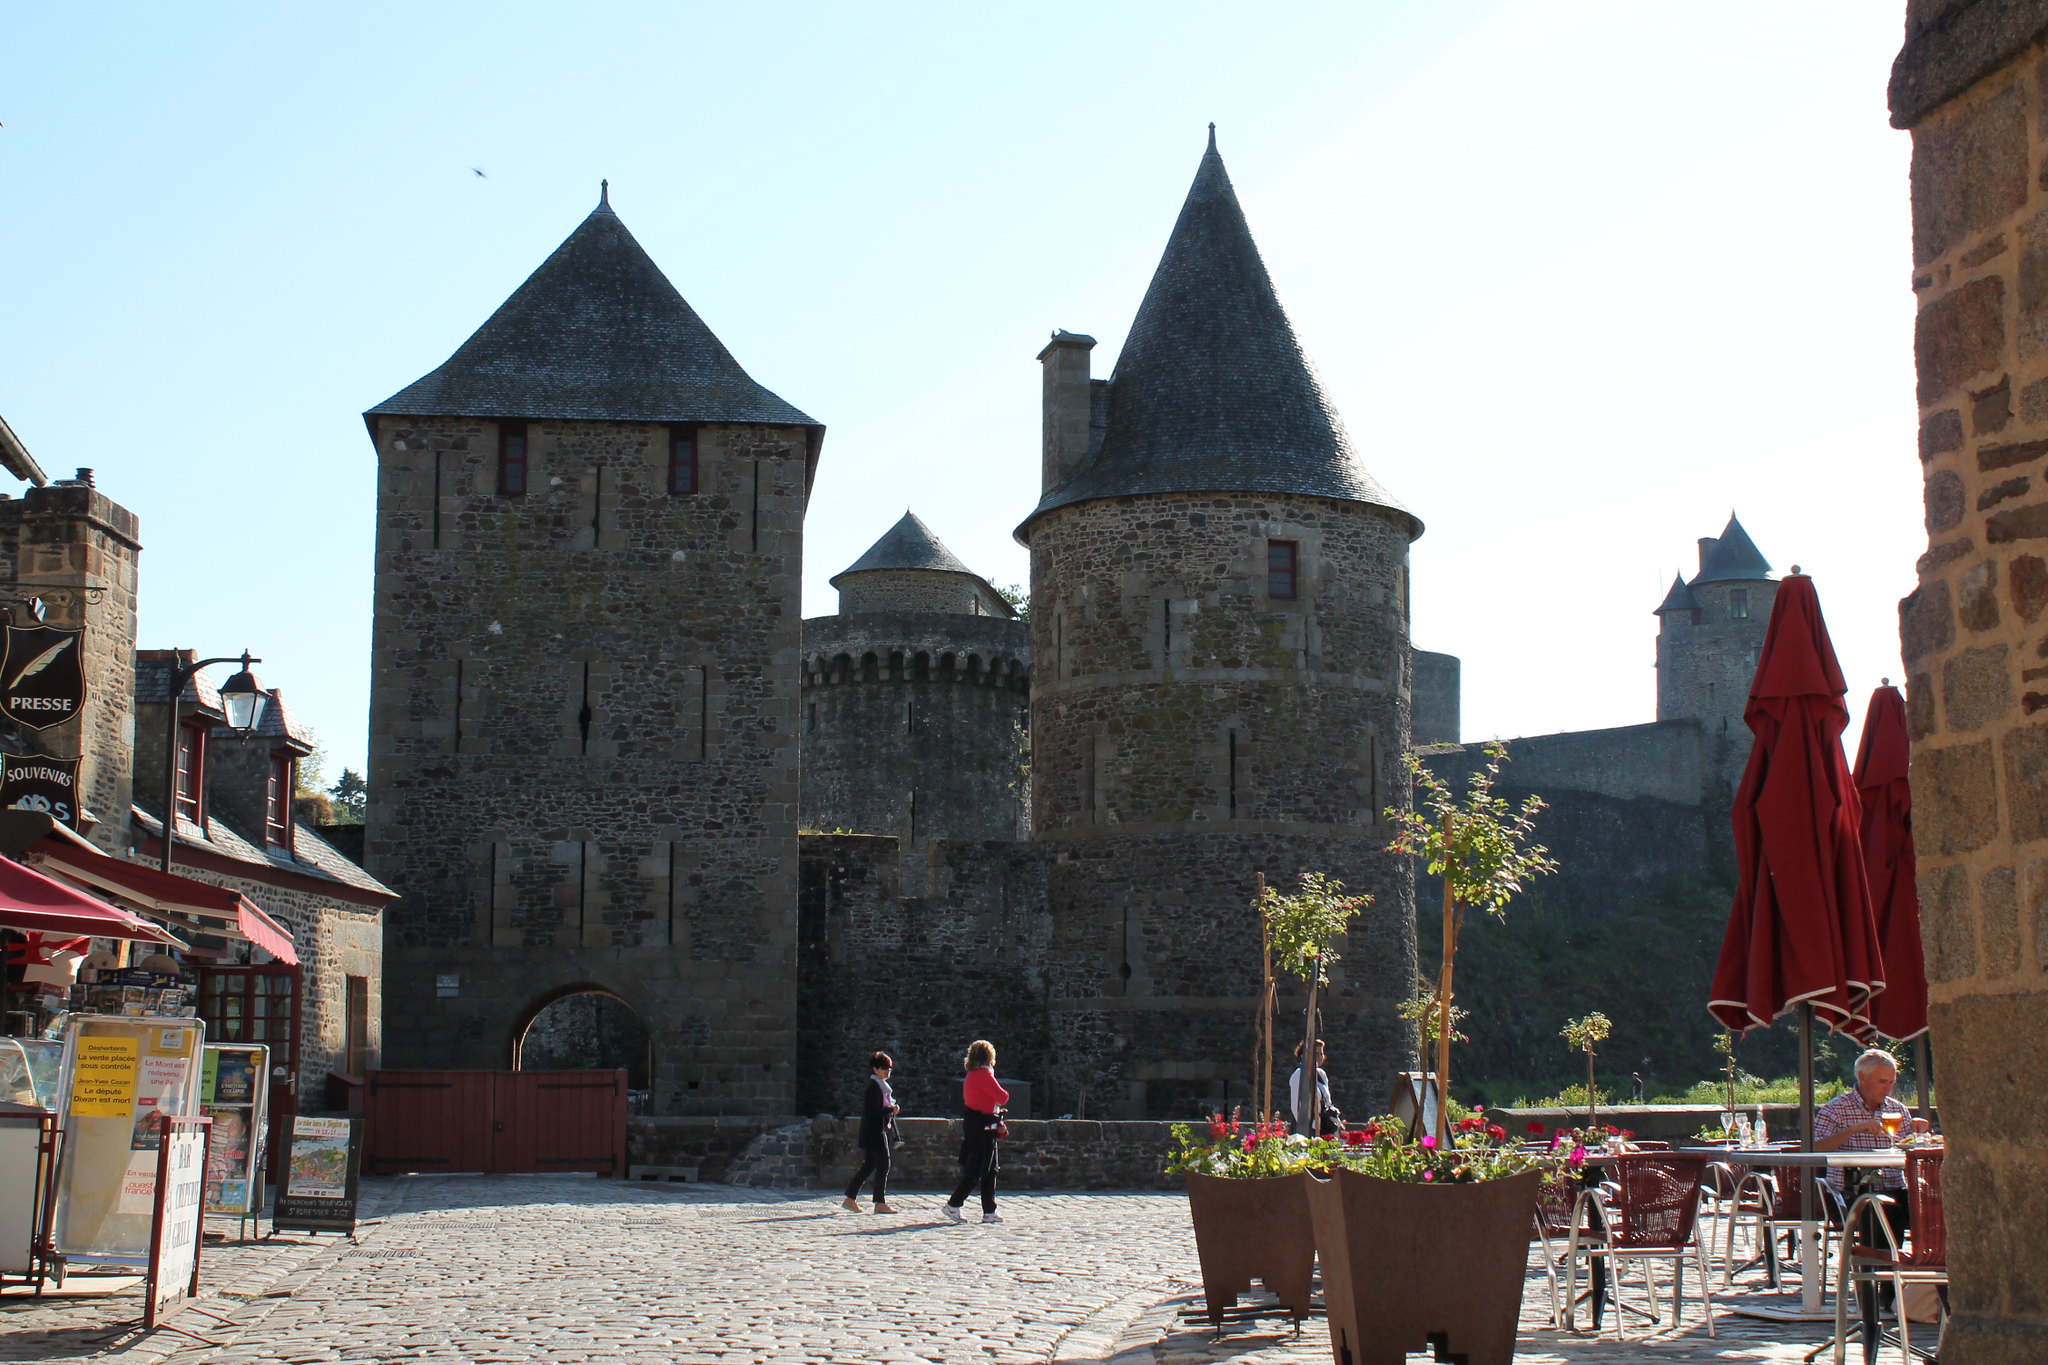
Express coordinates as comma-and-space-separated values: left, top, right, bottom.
941, 1039, 1008, 1224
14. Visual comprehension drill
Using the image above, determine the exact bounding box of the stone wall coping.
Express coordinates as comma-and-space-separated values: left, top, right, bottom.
1891, 0, 2048, 128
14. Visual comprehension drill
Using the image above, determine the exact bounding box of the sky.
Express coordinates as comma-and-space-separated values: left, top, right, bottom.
0, 2, 1918, 782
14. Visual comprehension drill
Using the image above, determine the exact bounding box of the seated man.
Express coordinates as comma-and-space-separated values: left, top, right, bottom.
1814, 1047, 1932, 1224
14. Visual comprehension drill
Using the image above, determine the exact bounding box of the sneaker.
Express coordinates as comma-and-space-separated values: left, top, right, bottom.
872, 1200, 897, 1215
941, 1204, 966, 1223
982, 1211, 1004, 1224
839, 1197, 861, 1213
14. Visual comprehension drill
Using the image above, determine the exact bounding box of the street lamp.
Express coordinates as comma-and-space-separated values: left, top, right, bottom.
161, 650, 266, 873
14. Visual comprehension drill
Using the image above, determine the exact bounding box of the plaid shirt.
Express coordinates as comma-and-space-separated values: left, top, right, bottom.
1813, 1088, 1912, 1191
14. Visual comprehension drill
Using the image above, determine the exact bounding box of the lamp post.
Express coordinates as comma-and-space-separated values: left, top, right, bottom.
160, 651, 266, 873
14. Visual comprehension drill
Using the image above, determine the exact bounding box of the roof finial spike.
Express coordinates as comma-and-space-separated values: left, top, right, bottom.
599, 179, 610, 208
1207, 122, 1217, 154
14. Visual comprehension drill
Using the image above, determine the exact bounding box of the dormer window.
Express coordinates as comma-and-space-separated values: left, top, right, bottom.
1729, 588, 1750, 620
668, 427, 698, 496
174, 720, 207, 828
1267, 540, 1299, 601
265, 752, 294, 852
498, 422, 528, 496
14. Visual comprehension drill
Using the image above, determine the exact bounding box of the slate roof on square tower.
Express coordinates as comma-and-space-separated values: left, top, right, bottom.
1019, 130, 1416, 539
365, 184, 821, 448
1655, 573, 1703, 615
1691, 514, 1773, 585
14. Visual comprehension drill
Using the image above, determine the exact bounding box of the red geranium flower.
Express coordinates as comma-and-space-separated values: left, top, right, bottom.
1343, 1130, 1368, 1147
1456, 1115, 1483, 1133
1620, 1129, 1636, 1140
1486, 1124, 1506, 1142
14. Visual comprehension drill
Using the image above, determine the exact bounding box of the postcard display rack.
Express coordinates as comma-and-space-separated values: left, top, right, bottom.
199, 1043, 267, 1233
48, 1015, 205, 1277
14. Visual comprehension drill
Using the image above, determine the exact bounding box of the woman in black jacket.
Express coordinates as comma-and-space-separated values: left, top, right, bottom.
840, 1052, 898, 1214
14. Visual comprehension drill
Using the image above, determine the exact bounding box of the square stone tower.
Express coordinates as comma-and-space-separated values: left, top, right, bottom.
362, 187, 822, 1116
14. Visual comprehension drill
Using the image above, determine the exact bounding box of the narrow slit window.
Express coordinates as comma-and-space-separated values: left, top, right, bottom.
668, 427, 698, 496
498, 422, 528, 496
1267, 540, 1298, 601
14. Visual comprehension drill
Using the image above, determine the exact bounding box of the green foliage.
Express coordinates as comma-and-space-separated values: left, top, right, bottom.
1525, 1083, 1614, 1109
1561, 1012, 1612, 1055
1399, 988, 1469, 1049
1661, 1075, 1847, 1106
1257, 872, 1371, 989
296, 740, 328, 798
326, 768, 367, 825
1165, 1111, 1566, 1184
997, 583, 1030, 621
1388, 743, 1558, 920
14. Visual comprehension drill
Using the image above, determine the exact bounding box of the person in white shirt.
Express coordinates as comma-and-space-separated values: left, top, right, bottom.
1289, 1039, 1339, 1136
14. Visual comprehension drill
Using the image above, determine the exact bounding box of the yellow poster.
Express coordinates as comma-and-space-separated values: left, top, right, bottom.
69, 1036, 140, 1117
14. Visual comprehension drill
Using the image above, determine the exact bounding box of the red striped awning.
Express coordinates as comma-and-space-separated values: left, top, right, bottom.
0, 854, 181, 945
26, 844, 298, 965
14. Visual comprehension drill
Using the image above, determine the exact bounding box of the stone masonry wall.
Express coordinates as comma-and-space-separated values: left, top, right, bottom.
365, 415, 809, 1117
1655, 576, 1776, 795
0, 483, 141, 854
834, 569, 1010, 618
1027, 493, 1418, 1119
801, 613, 1029, 843
1412, 648, 1460, 745
796, 833, 1050, 1118
1892, 9, 2048, 1356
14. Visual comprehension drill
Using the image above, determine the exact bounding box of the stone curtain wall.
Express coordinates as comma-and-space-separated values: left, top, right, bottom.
1026, 493, 1418, 1119
835, 569, 1009, 618
795, 834, 1050, 1118
366, 416, 809, 1117
0, 484, 141, 854
1893, 5, 2048, 1357
1655, 578, 1777, 794
1411, 648, 1461, 745
801, 613, 1029, 843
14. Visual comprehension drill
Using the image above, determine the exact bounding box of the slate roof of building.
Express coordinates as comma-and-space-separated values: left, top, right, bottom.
132, 803, 394, 900
0, 413, 49, 486
830, 511, 1015, 617
365, 186, 820, 437
1655, 573, 1703, 614
251, 688, 317, 752
134, 651, 227, 717
1691, 514, 1773, 584
1019, 132, 1416, 540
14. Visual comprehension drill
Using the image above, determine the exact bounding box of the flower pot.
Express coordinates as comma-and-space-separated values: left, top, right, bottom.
1307, 1167, 1540, 1365
1183, 1170, 1316, 1326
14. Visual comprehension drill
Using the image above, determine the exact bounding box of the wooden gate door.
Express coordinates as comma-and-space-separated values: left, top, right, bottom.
490, 1071, 627, 1176
198, 963, 302, 1184
363, 1071, 494, 1175
364, 1069, 625, 1176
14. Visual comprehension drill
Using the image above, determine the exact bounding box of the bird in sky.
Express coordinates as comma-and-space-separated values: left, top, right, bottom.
471, 167, 487, 178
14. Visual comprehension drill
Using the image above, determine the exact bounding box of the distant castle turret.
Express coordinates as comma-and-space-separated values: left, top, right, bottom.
801, 512, 1029, 846
1654, 513, 1777, 786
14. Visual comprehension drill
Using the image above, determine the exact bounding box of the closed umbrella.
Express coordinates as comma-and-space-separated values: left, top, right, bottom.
1706, 571, 1884, 1316
1854, 683, 1932, 1122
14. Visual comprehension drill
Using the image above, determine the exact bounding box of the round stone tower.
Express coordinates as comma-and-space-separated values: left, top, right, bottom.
801, 512, 1029, 845
1017, 132, 1421, 1120
1654, 513, 1778, 792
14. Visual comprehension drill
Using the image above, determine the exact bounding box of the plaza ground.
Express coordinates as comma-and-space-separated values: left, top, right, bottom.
3, 1176, 1846, 1364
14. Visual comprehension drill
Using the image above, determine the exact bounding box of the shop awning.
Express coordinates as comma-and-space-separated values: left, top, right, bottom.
0, 853, 182, 945
26, 841, 299, 966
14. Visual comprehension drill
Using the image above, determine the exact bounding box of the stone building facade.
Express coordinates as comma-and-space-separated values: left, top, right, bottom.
362, 188, 821, 1117
1890, 6, 2048, 1356
800, 513, 1028, 846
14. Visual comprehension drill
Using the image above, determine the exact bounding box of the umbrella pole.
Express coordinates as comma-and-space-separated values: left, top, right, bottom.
1798, 1004, 1822, 1313
1915, 1034, 1933, 1121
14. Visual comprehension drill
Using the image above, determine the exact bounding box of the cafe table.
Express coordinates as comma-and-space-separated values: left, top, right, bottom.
1675, 1146, 1907, 1323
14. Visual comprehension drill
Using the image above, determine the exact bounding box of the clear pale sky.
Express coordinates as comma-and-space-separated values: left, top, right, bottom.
0, 2, 1917, 782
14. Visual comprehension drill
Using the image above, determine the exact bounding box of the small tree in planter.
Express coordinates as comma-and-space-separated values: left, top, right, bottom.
1388, 742, 1556, 1144
1256, 872, 1372, 1135
1395, 986, 1468, 1139
1561, 1011, 1613, 1129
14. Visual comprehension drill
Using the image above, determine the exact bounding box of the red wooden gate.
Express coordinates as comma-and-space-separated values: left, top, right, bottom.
362, 1069, 628, 1177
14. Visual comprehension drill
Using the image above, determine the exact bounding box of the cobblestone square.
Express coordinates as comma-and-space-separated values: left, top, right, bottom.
0, 1176, 1852, 1364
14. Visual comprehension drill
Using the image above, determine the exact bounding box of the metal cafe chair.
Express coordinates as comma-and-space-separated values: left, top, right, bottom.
1563, 1153, 1717, 1340
1831, 1148, 1946, 1365
1723, 1164, 1845, 1293
1531, 1165, 1584, 1328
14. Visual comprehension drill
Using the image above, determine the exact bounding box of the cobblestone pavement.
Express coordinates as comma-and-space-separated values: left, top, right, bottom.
0, 1177, 1856, 1364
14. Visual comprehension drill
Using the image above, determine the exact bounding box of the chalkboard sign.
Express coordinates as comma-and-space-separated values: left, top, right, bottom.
271, 1116, 361, 1235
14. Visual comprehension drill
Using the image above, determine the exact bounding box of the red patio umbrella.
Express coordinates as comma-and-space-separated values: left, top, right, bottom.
1708, 573, 1885, 1040
1853, 685, 1927, 1045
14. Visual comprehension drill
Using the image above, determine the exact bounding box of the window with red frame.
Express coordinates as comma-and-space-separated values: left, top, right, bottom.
264, 752, 294, 850
174, 721, 206, 827
668, 427, 698, 496
498, 422, 528, 496
1267, 540, 1299, 601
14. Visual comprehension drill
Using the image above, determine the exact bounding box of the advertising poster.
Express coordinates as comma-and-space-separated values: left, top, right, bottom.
52, 1016, 203, 1262
200, 1044, 267, 1216
273, 1116, 360, 1235
145, 1120, 208, 1330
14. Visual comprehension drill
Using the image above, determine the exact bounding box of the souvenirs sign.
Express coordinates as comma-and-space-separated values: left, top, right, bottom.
0, 624, 86, 731
273, 1116, 361, 1235
0, 752, 82, 828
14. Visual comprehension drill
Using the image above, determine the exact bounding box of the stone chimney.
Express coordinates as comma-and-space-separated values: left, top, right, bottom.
1697, 537, 1719, 574
1038, 331, 1097, 495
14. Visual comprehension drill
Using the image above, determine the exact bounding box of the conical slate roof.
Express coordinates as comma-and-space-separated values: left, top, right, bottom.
1019, 131, 1415, 539
1692, 514, 1772, 585
365, 186, 819, 436
1655, 572, 1702, 615
831, 512, 974, 584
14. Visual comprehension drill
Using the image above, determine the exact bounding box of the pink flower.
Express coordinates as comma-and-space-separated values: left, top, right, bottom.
1423, 1170, 1435, 1181
1420, 1134, 1438, 1149
1567, 1145, 1586, 1167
